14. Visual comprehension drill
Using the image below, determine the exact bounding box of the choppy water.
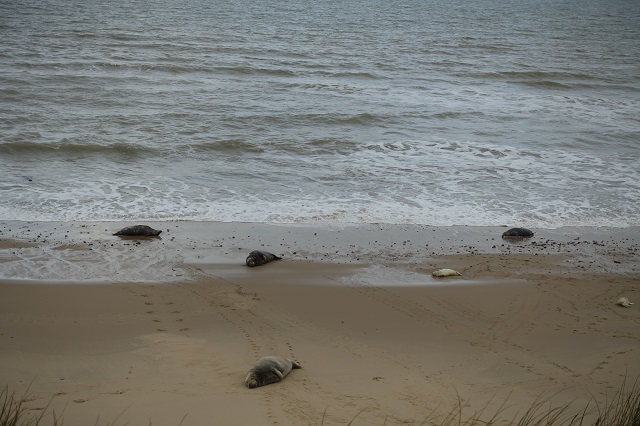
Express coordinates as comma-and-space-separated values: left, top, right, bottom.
1, 0, 639, 227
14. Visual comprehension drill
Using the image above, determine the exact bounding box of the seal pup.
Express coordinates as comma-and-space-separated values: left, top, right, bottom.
432, 268, 462, 277
113, 225, 162, 237
502, 227, 534, 238
244, 356, 301, 389
616, 297, 634, 308
246, 250, 282, 267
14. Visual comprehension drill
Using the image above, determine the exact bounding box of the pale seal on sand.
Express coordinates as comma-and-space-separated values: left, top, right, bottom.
502, 227, 534, 238
244, 356, 301, 389
432, 268, 462, 277
246, 250, 282, 267
616, 297, 634, 308
113, 225, 162, 237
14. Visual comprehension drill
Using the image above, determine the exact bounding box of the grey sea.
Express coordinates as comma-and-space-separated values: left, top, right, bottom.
1, 0, 639, 227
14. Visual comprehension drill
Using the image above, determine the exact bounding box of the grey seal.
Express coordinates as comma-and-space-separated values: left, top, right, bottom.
502, 227, 534, 238
245, 356, 301, 389
113, 225, 162, 237
246, 250, 282, 267
432, 268, 462, 277
617, 297, 634, 308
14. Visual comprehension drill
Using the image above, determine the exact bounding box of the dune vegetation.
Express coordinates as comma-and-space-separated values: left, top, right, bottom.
4, 377, 639, 426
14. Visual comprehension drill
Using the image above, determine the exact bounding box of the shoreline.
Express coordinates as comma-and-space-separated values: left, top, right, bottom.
1, 220, 638, 282
1, 220, 639, 425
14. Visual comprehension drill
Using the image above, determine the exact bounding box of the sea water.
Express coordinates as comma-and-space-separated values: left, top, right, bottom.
1, 0, 639, 227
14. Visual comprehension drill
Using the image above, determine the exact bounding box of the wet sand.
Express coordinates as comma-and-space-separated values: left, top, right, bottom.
0, 221, 638, 425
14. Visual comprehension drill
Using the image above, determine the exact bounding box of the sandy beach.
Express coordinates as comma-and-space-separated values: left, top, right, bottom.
0, 221, 638, 425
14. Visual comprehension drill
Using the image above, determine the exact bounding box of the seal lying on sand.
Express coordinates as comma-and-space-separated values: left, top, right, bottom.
502, 227, 534, 238
246, 250, 282, 267
432, 268, 462, 277
113, 225, 162, 237
245, 356, 301, 389
616, 297, 634, 308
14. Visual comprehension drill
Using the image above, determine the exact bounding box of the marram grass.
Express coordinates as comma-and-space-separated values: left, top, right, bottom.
3, 377, 639, 426
0, 385, 51, 426
328, 377, 640, 426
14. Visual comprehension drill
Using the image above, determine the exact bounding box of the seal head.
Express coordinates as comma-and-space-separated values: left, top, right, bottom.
245, 356, 301, 389
246, 250, 282, 267
113, 225, 162, 237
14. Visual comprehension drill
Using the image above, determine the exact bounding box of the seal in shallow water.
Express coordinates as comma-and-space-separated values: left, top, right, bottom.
113, 225, 162, 237
502, 227, 534, 238
246, 250, 282, 267
245, 356, 301, 389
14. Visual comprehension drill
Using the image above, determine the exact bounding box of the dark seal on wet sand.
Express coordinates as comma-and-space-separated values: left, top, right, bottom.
245, 250, 282, 267
245, 356, 301, 389
113, 225, 162, 237
502, 227, 534, 238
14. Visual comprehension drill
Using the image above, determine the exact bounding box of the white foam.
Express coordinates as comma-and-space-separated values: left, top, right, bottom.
1, 136, 638, 228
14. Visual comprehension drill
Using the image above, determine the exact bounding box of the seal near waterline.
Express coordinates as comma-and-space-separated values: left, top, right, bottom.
502, 227, 534, 238
113, 225, 162, 237
245, 250, 282, 267
616, 297, 634, 308
432, 268, 462, 277
245, 356, 301, 389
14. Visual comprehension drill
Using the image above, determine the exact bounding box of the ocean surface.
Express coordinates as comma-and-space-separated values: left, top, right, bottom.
1, 0, 639, 228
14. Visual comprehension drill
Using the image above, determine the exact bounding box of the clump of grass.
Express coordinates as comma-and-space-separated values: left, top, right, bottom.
326, 376, 640, 426
0, 385, 51, 426
1, 384, 187, 426
588, 376, 640, 426
4, 377, 639, 425
425, 376, 640, 426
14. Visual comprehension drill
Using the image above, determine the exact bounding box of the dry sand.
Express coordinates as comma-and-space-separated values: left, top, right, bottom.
0, 221, 638, 425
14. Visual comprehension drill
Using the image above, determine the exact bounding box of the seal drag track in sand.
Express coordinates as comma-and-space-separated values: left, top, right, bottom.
245, 356, 301, 389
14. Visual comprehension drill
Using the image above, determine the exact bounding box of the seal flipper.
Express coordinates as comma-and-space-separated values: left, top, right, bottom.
272, 366, 284, 380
